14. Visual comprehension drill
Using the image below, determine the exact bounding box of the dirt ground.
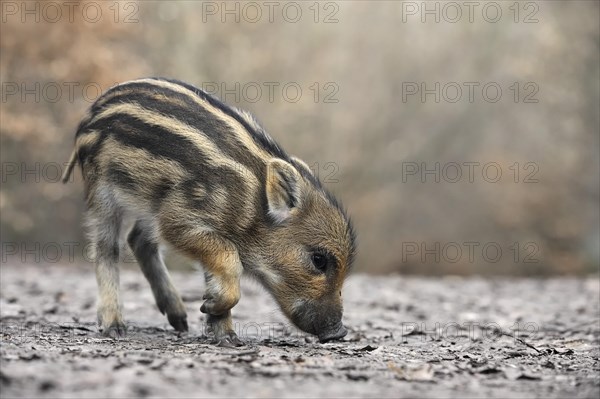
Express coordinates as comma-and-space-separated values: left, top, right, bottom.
0, 264, 598, 398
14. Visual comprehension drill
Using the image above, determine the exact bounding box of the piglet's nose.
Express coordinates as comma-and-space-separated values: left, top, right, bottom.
318, 323, 347, 343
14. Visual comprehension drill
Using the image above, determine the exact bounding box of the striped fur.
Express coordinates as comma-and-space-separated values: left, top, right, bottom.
63, 78, 356, 344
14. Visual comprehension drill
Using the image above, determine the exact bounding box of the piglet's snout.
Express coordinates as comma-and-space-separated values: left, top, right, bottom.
318, 323, 347, 343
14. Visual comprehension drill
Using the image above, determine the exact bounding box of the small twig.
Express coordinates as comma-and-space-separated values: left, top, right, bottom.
58, 324, 94, 332
491, 328, 542, 354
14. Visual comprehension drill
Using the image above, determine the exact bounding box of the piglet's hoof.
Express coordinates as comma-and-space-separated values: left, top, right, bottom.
101, 321, 127, 339
215, 332, 244, 348
167, 314, 189, 332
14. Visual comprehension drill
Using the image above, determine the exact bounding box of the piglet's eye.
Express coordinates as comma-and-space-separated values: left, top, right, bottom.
311, 253, 328, 272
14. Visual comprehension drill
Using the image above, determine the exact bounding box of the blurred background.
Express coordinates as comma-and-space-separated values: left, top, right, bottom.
1, 1, 598, 275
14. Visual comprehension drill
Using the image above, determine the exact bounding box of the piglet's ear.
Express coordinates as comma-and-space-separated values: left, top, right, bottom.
265, 158, 302, 224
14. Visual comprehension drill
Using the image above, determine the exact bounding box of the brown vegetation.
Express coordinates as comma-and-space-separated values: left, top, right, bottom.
1, 1, 598, 275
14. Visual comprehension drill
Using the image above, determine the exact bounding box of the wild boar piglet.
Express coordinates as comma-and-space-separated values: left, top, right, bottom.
62, 78, 356, 345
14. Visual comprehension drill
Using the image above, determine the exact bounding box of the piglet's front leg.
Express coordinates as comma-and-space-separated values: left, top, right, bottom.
194, 235, 244, 347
